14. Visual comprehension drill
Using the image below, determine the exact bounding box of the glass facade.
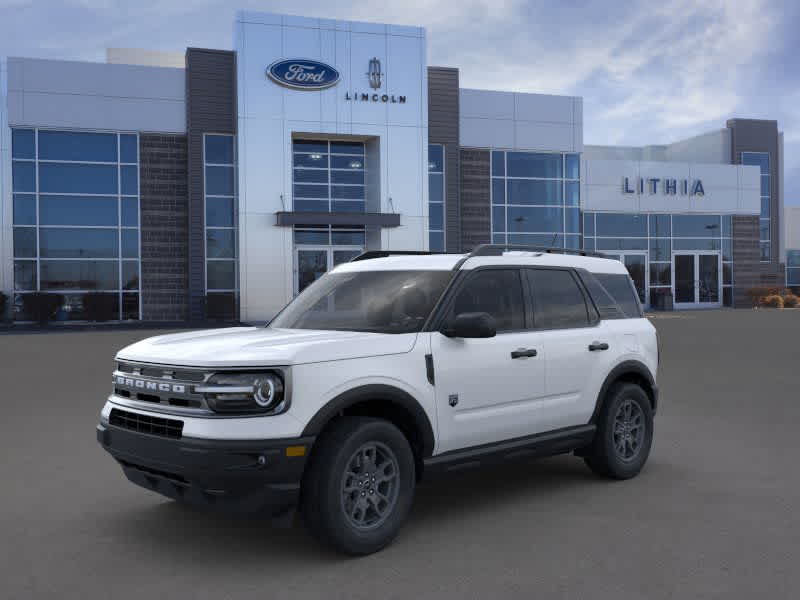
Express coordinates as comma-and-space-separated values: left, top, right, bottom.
204, 134, 238, 296
292, 140, 365, 213
742, 152, 770, 261
428, 144, 445, 252
787, 250, 800, 290
11, 128, 141, 320
584, 213, 733, 307
491, 150, 580, 249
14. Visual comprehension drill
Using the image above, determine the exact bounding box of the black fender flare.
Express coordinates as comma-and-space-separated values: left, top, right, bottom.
590, 360, 658, 423
301, 384, 436, 458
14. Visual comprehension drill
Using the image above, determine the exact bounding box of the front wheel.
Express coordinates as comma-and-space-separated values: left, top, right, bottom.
584, 382, 653, 479
301, 417, 415, 555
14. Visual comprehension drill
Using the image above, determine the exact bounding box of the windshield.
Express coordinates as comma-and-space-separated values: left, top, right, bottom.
270, 270, 454, 333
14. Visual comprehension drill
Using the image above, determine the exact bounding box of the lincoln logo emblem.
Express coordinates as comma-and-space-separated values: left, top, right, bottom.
367, 57, 382, 89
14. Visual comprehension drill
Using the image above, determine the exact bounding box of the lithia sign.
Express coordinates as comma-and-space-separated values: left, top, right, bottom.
267, 57, 407, 104
623, 177, 705, 196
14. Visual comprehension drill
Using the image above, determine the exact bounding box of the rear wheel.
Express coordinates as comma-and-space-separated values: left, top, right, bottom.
584, 383, 653, 479
301, 417, 415, 555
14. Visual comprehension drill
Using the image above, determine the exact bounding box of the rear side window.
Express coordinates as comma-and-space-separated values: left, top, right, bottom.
527, 269, 590, 329
593, 273, 643, 318
450, 269, 526, 332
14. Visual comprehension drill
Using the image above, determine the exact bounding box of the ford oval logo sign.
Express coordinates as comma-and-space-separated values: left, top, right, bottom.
267, 59, 340, 90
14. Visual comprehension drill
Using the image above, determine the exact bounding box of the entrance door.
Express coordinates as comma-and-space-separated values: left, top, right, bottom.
605, 252, 648, 307
295, 247, 363, 294
672, 252, 721, 308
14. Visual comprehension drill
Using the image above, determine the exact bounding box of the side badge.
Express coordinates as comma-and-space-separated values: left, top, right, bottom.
448, 394, 459, 407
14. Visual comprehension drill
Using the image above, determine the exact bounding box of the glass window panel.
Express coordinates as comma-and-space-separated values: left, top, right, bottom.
507, 152, 562, 178
13, 194, 36, 225
294, 183, 329, 199
331, 230, 366, 245
565, 154, 580, 179
14, 261, 37, 291
122, 229, 139, 258
12, 129, 35, 159
565, 234, 581, 250
453, 270, 525, 332
491, 151, 505, 177
428, 173, 444, 204
293, 140, 328, 154
121, 165, 138, 195
583, 213, 595, 236
330, 141, 364, 155
650, 263, 671, 286
330, 155, 362, 170
649, 238, 671, 261
528, 269, 589, 329
206, 197, 234, 227
122, 261, 139, 290
205, 166, 235, 196
565, 207, 580, 233
760, 175, 770, 196
492, 206, 505, 233
40, 195, 118, 226
595, 213, 647, 237
429, 231, 444, 252
721, 215, 732, 237
760, 242, 770, 261
331, 185, 364, 200
428, 144, 444, 172
205, 135, 234, 164
293, 168, 328, 184
12, 161, 35, 192
206, 229, 236, 259
492, 179, 505, 205
332, 170, 365, 185
584, 237, 595, 251
13, 227, 37, 258
40, 260, 119, 290
565, 181, 579, 206
429, 203, 444, 231
741, 152, 769, 174
509, 232, 565, 246
596, 238, 648, 251
492, 233, 506, 244
331, 200, 365, 213
122, 293, 140, 320
723, 263, 732, 285
507, 179, 562, 206
673, 238, 721, 251
294, 229, 329, 245
207, 260, 236, 290
294, 199, 329, 212
507, 206, 563, 233
649, 214, 671, 237
672, 214, 721, 237
759, 219, 770, 240
723, 287, 732, 307
761, 197, 770, 218
40, 228, 118, 258
38, 130, 117, 162
787, 268, 800, 285
39, 163, 117, 194
120, 134, 138, 163
121, 198, 138, 227
787, 251, 800, 268
294, 153, 329, 168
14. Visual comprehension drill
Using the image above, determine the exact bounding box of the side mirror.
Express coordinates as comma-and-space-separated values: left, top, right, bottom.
442, 312, 497, 338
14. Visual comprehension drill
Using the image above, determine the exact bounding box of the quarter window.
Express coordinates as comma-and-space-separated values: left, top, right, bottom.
527, 269, 590, 329
450, 270, 525, 333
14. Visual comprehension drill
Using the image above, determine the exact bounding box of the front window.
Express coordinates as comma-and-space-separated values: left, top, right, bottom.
271, 270, 453, 333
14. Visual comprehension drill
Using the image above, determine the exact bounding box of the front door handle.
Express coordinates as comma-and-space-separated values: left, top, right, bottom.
511, 348, 538, 359
588, 341, 609, 351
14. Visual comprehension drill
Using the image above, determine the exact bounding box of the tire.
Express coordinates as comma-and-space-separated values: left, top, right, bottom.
584, 382, 653, 480
301, 417, 416, 555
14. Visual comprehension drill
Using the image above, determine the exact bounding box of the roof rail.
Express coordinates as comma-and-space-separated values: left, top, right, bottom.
467, 244, 607, 259
350, 250, 442, 262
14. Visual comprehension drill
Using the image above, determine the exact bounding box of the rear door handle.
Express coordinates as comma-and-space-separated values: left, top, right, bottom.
588, 342, 609, 351
511, 348, 538, 359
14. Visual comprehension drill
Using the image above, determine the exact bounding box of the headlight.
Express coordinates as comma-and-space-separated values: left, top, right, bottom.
196, 372, 287, 415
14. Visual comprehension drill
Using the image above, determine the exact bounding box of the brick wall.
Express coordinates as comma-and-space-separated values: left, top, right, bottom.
459, 149, 491, 251
139, 134, 189, 321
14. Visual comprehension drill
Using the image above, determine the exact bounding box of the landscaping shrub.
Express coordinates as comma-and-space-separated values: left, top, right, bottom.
83, 292, 118, 322
762, 295, 784, 309
21, 293, 64, 324
782, 294, 799, 308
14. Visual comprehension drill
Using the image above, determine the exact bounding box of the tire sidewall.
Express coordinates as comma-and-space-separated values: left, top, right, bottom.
600, 384, 653, 479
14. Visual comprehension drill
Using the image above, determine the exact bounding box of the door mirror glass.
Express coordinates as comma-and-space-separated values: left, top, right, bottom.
443, 312, 497, 338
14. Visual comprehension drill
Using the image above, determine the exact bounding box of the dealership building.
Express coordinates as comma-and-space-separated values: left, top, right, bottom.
0, 11, 794, 323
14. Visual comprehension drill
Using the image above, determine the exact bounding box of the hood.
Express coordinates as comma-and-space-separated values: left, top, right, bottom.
115, 327, 418, 368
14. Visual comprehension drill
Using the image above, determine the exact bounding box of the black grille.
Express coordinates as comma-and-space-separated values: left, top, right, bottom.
109, 408, 184, 439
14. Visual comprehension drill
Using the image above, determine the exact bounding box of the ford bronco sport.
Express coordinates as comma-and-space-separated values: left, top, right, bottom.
97, 244, 659, 555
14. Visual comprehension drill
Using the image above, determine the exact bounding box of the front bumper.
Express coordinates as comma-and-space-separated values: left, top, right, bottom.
97, 422, 314, 517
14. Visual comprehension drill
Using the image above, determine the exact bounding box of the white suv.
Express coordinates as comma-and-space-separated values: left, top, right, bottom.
97, 245, 659, 555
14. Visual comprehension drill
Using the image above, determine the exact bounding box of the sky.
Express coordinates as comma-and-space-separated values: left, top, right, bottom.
1, 0, 798, 204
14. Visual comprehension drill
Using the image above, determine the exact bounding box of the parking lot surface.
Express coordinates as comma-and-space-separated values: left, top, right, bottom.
2, 309, 799, 599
